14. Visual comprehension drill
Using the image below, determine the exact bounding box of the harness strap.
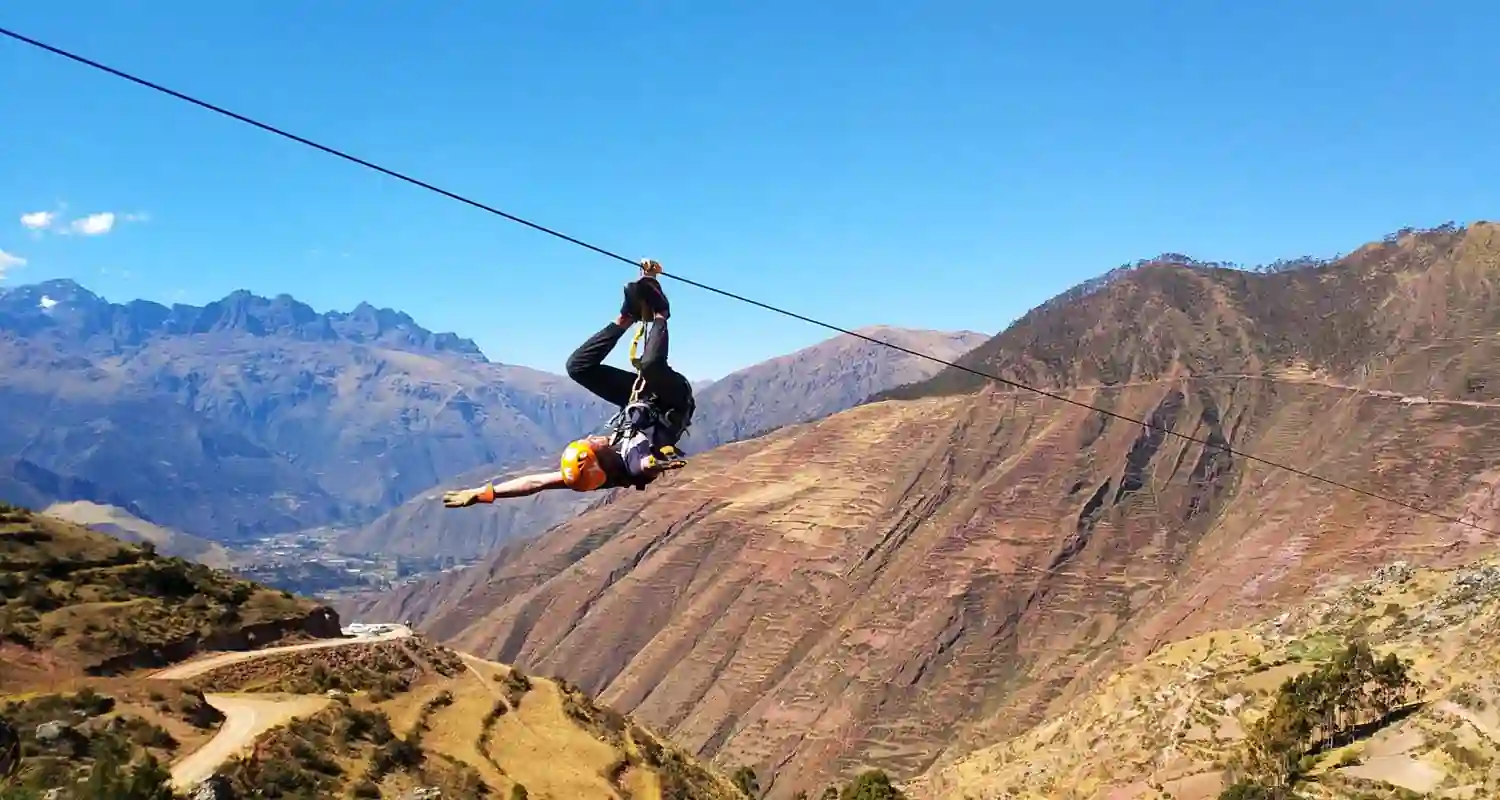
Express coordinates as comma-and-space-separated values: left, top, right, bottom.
606, 322, 651, 446
610, 259, 672, 447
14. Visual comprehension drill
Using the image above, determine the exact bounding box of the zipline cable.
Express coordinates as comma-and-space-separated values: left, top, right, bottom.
3, 24, 1495, 538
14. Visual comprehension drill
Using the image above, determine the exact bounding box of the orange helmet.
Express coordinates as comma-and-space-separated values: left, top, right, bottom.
560, 439, 608, 491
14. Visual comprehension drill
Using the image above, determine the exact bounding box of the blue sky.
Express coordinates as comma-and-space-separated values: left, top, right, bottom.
2, 1, 1497, 380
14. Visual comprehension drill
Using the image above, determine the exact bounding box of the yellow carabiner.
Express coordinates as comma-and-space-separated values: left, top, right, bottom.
627, 320, 647, 370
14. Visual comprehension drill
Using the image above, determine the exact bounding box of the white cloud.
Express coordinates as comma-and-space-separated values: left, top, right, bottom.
0, 248, 25, 280
20, 211, 54, 231
19, 208, 148, 236
69, 212, 116, 236
39, 295, 58, 310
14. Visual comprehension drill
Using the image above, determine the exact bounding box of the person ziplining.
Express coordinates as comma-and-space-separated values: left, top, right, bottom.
10, 24, 1492, 538
441, 259, 696, 507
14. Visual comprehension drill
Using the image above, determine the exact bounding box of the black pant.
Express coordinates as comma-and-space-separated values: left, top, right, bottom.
566, 320, 694, 416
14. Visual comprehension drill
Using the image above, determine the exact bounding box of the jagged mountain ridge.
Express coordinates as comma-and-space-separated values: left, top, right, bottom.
0, 279, 487, 359
0, 280, 612, 540
334, 326, 987, 559
360, 223, 1500, 797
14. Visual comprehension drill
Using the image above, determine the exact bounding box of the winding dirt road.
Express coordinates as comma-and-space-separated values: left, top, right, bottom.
168, 693, 332, 789
151, 625, 411, 680
157, 625, 412, 791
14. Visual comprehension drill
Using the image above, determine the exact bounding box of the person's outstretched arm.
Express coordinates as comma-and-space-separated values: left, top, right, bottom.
442, 471, 568, 507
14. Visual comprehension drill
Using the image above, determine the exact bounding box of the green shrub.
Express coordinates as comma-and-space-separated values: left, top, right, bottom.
838, 770, 904, 800
1217, 780, 1280, 800
732, 765, 760, 797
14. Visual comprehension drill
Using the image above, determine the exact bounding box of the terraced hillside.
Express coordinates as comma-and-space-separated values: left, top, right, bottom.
912, 556, 1500, 799
362, 223, 1500, 797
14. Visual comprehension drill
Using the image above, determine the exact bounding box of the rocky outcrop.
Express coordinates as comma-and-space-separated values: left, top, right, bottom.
87, 607, 342, 676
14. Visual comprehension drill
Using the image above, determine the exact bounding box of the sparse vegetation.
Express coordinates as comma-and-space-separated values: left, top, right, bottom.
1219, 638, 1417, 798
732, 764, 760, 796
187, 637, 462, 697
0, 505, 330, 671
836, 770, 905, 799
2, 500, 741, 800
501, 667, 532, 707
0, 689, 184, 797
557, 679, 628, 746
220, 704, 385, 797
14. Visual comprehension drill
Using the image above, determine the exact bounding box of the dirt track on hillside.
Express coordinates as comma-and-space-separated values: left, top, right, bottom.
151, 625, 411, 679
157, 626, 410, 790
168, 693, 330, 789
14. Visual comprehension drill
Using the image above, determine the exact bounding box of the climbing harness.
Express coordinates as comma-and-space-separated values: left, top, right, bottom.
601, 260, 690, 481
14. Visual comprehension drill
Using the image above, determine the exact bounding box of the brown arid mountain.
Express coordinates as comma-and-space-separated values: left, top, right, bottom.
910, 556, 1500, 799
0, 280, 612, 542
0, 502, 745, 800
332, 326, 986, 561
40, 500, 236, 570
688, 325, 988, 445
356, 222, 1500, 798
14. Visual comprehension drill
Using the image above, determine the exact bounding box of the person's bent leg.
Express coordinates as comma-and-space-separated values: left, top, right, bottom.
566, 322, 638, 407
638, 319, 694, 414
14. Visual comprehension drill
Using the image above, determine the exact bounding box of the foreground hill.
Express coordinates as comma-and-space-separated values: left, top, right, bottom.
0, 280, 611, 540
912, 556, 1500, 799
167, 635, 747, 800
0, 502, 745, 799
362, 223, 1500, 797
333, 326, 986, 560
0, 503, 339, 679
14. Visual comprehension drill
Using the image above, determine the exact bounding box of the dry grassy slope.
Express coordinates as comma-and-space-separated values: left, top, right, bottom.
373, 223, 1500, 797
0, 504, 339, 678
912, 557, 1500, 800
188, 636, 744, 800
333, 326, 986, 562
41, 500, 235, 569
0, 680, 230, 794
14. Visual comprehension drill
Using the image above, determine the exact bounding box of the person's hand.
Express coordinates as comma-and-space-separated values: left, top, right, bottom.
639, 258, 663, 277
619, 283, 641, 324
442, 484, 493, 508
